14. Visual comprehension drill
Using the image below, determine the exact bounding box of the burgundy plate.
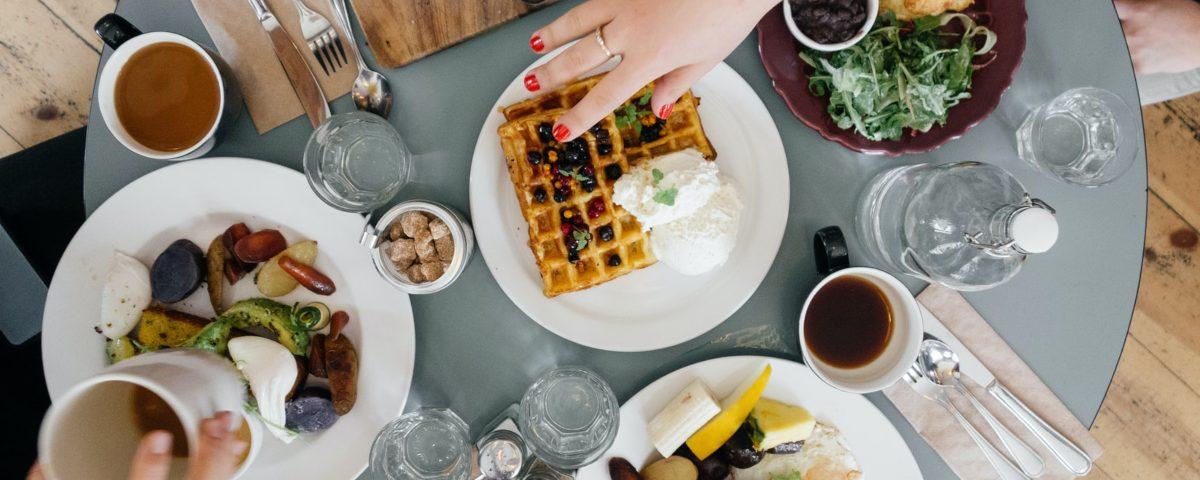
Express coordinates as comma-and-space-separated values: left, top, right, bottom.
758, 0, 1027, 156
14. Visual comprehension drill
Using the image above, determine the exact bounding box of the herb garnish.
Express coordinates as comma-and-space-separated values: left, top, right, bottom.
798, 12, 997, 141
615, 89, 655, 136
650, 168, 678, 206
572, 229, 591, 250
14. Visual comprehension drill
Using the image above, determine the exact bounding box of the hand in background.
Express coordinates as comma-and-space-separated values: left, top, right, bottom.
1115, 0, 1200, 75
524, 0, 779, 141
28, 411, 247, 480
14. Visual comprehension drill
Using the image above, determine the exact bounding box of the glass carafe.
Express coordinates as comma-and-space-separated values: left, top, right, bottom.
856, 162, 1058, 291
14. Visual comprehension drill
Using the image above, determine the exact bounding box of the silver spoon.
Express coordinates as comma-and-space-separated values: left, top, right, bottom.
328, 0, 392, 117
920, 339, 1046, 477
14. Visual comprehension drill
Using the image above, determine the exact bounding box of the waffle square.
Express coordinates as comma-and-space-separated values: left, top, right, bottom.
498, 75, 716, 297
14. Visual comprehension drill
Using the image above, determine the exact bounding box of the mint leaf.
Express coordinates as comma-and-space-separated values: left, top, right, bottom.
572, 229, 591, 250
651, 168, 664, 186
637, 90, 652, 106
653, 187, 678, 206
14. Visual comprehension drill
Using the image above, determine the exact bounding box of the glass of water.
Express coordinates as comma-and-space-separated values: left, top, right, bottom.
304, 111, 412, 212
518, 366, 619, 470
1016, 87, 1138, 187
370, 408, 473, 480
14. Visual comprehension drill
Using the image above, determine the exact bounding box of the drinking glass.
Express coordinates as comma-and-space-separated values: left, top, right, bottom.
304, 111, 412, 212
1016, 87, 1138, 187
518, 366, 619, 470
370, 408, 472, 480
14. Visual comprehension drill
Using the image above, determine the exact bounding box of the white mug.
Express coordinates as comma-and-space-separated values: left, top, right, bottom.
94, 14, 241, 160
38, 349, 261, 480
798, 267, 923, 394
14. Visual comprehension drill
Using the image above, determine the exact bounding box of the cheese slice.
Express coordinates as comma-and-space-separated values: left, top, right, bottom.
685, 363, 772, 459
750, 398, 816, 450
649, 379, 721, 458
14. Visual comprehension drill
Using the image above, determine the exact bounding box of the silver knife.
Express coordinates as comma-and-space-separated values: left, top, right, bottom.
246, 0, 330, 127
920, 305, 1094, 476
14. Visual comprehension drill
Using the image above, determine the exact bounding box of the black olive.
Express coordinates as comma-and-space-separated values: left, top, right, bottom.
604, 164, 622, 180
766, 440, 805, 454
537, 122, 555, 143
607, 255, 621, 267
527, 151, 543, 165
723, 424, 763, 469
674, 445, 731, 480
598, 225, 614, 242
533, 187, 548, 203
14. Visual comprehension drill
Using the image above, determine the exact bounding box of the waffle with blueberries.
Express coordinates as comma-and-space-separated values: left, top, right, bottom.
497, 79, 715, 297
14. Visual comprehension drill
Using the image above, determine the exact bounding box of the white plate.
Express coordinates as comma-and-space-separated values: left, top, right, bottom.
577, 356, 922, 480
469, 48, 790, 352
42, 158, 415, 480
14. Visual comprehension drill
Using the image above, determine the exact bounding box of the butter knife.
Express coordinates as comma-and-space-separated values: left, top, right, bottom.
920, 305, 1094, 476
246, 0, 330, 127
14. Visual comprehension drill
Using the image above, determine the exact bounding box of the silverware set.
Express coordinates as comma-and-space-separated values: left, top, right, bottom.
913, 307, 1094, 478
247, 0, 392, 126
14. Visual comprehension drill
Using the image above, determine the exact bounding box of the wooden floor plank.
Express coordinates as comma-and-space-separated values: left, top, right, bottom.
1145, 96, 1200, 231
1089, 334, 1200, 479
36, 0, 117, 52
0, 0, 99, 147
0, 128, 22, 158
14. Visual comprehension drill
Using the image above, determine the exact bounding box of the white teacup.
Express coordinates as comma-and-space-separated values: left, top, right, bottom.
38, 349, 261, 480
94, 14, 241, 160
798, 267, 923, 394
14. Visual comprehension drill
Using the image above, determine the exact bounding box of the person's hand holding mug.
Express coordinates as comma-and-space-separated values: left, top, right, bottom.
28, 412, 247, 480
524, 0, 779, 141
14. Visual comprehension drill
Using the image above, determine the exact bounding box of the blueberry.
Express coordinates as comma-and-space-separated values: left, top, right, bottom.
581, 179, 597, 192
589, 124, 604, 134
533, 187, 548, 203
567, 250, 580, 263
604, 164, 622, 181
598, 225, 614, 242
640, 124, 663, 143
527, 150, 542, 165
537, 122, 554, 143
594, 128, 610, 140
563, 149, 586, 166
597, 142, 613, 155
607, 255, 622, 267
568, 138, 588, 153
553, 190, 567, 203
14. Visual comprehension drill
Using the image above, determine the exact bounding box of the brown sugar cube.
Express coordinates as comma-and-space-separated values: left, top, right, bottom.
420, 261, 445, 282
429, 218, 451, 240
399, 211, 429, 238
388, 221, 404, 241
415, 235, 437, 263
434, 235, 455, 262
387, 239, 416, 270
406, 263, 426, 283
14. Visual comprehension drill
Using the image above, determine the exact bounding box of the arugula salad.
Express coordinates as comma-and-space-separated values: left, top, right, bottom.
799, 12, 997, 141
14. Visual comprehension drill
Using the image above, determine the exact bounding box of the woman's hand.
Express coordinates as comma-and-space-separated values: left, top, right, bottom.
1115, 0, 1200, 75
28, 411, 248, 480
525, 0, 779, 141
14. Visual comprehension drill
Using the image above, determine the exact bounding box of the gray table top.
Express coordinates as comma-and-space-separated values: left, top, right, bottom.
81, 1, 1145, 478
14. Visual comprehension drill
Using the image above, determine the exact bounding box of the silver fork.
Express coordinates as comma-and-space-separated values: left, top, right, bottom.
289, 0, 346, 75
903, 362, 1031, 480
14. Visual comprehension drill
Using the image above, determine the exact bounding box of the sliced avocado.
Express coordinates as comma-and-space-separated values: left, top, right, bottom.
218, 298, 310, 356
182, 318, 233, 355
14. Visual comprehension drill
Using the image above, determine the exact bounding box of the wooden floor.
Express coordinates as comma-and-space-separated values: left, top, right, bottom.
3, 2, 1198, 478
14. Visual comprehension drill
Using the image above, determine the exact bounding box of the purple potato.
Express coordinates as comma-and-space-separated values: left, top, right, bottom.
285, 392, 339, 433
150, 239, 206, 303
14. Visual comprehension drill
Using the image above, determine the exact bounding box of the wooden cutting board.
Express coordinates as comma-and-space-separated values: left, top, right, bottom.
348, 0, 559, 68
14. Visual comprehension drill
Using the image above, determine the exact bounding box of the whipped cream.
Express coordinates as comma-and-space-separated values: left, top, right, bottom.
651, 182, 742, 275
612, 148, 720, 229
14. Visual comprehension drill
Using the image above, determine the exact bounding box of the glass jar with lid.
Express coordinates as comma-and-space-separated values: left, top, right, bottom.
855, 161, 1059, 291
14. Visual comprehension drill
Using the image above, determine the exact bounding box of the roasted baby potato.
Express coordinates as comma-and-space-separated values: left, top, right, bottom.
325, 333, 358, 415
642, 457, 698, 480
135, 307, 211, 349
206, 235, 227, 313
255, 241, 318, 297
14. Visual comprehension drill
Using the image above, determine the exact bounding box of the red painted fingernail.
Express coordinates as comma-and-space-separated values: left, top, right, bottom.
524, 74, 540, 92
658, 103, 674, 120
552, 124, 570, 141
530, 35, 544, 53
